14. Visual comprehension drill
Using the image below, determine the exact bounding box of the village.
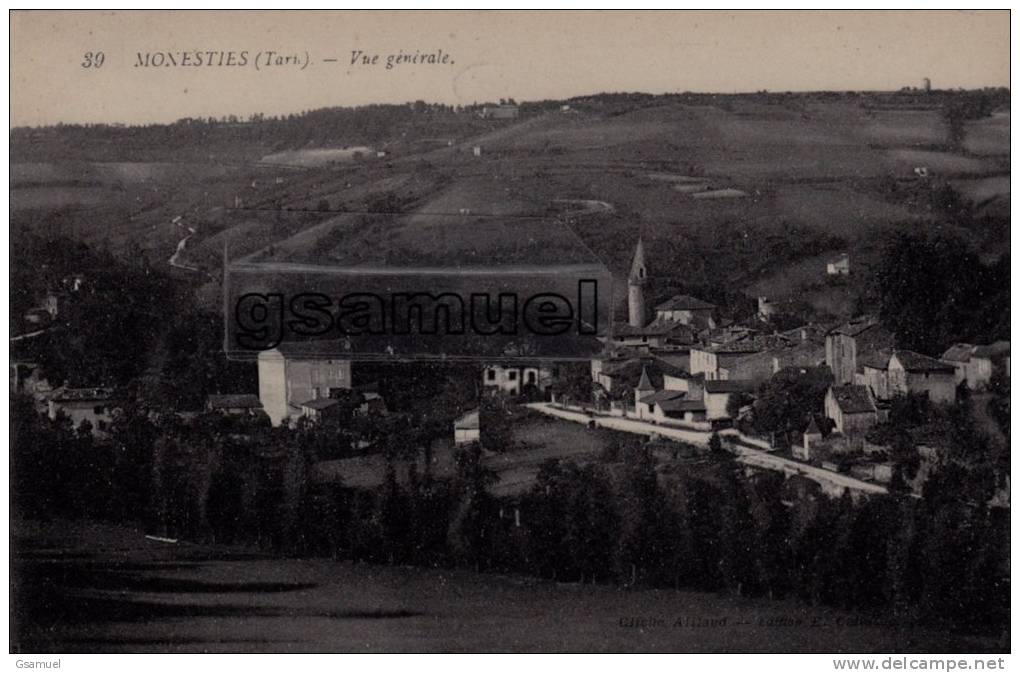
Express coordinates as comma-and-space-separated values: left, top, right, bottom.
9, 79, 1011, 651
14, 230, 1010, 505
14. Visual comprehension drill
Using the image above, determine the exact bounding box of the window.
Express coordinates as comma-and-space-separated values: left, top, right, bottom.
486, 369, 496, 381
508, 371, 517, 381
527, 371, 536, 384
93, 405, 105, 415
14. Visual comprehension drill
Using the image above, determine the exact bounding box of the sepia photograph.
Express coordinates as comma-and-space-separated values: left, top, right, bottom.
7, 9, 1012, 658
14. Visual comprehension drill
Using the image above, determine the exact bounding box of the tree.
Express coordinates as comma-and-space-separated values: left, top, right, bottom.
751, 367, 833, 445
869, 231, 1008, 354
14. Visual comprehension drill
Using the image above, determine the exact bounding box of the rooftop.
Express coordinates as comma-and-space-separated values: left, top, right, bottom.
655, 294, 716, 312
454, 409, 480, 430
972, 341, 1010, 359
298, 397, 341, 411
859, 349, 893, 371
639, 390, 688, 405
829, 384, 876, 415
829, 316, 882, 338
891, 350, 956, 374
207, 393, 263, 409
941, 343, 976, 363
52, 387, 115, 402
704, 379, 756, 394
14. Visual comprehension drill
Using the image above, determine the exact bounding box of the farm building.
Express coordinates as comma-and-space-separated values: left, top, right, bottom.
824, 384, 878, 435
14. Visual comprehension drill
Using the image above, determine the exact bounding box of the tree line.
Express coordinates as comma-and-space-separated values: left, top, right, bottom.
11, 395, 1009, 640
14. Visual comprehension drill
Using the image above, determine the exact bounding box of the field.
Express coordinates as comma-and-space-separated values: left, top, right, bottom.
13, 518, 1001, 653
312, 412, 610, 497
10, 93, 1010, 317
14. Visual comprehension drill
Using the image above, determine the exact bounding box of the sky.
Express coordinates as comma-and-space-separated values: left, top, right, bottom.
10, 10, 1011, 127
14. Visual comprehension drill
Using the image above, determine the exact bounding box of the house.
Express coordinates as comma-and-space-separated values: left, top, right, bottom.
483, 363, 558, 397
825, 317, 895, 385
591, 354, 685, 400
824, 384, 878, 435
856, 349, 892, 401
826, 253, 850, 275
48, 387, 116, 436
610, 319, 696, 351
472, 146, 482, 157
480, 104, 519, 119
297, 397, 342, 422
357, 390, 387, 416
10, 361, 53, 404
941, 343, 976, 386
971, 341, 1010, 387
690, 342, 763, 380
643, 394, 707, 425
887, 350, 957, 404
703, 379, 756, 421
653, 294, 716, 326
206, 394, 264, 417
454, 409, 480, 445
757, 296, 777, 319
634, 367, 707, 425
944, 341, 1011, 390
257, 341, 353, 426
691, 331, 806, 382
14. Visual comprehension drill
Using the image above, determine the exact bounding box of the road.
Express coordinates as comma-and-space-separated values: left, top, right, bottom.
526, 403, 888, 497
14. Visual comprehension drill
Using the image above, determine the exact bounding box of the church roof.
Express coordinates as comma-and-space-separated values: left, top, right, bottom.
635, 365, 655, 391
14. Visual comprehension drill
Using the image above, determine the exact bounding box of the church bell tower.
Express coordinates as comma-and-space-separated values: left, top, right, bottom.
628, 238, 648, 328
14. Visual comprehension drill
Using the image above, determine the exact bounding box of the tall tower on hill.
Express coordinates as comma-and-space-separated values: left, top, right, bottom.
628, 238, 648, 328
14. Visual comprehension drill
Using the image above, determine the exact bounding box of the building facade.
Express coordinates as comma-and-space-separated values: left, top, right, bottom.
257, 344, 353, 426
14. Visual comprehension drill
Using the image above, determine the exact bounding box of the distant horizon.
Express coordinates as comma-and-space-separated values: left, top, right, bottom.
11, 10, 1009, 128
8, 85, 1013, 131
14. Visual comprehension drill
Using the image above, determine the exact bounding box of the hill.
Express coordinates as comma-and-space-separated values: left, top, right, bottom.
11, 90, 1010, 321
